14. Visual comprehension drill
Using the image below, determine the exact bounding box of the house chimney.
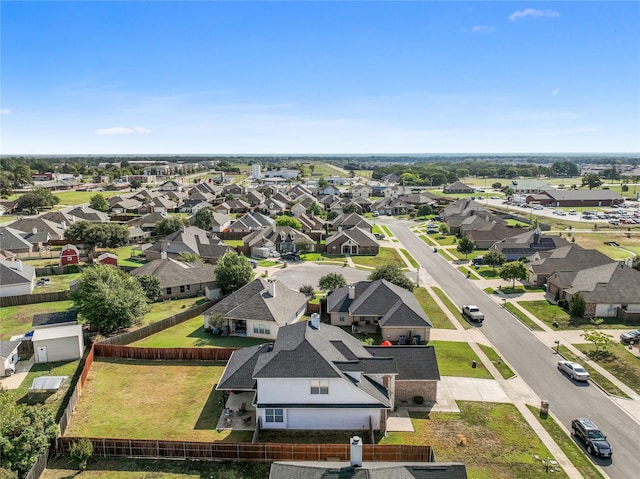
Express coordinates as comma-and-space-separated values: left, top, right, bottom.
16, 259, 23, 272
310, 313, 320, 330
61, 221, 66, 230
533, 228, 541, 244
350, 436, 362, 467
348, 284, 355, 300
160, 251, 168, 260
32, 227, 37, 235
267, 279, 276, 297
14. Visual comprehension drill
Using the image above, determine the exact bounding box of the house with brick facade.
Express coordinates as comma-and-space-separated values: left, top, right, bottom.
325, 228, 379, 256
216, 318, 439, 432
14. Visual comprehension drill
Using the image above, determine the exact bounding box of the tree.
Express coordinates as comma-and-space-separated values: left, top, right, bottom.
299, 284, 315, 297
69, 438, 93, 471
456, 237, 475, 259
342, 203, 359, 214
154, 216, 189, 236
193, 207, 215, 230
178, 251, 201, 263
416, 205, 432, 217
307, 202, 322, 216
499, 261, 528, 288
135, 274, 162, 303
581, 173, 603, 190
569, 293, 586, 317
368, 263, 415, 291
206, 312, 226, 331
632, 257, 640, 272
0, 172, 13, 198
275, 215, 302, 230
503, 186, 514, 197
71, 264, 150, 334
0, 393, 57, 478
129, 178, 143, 189
491, 182, 502, 189
64, 221, 129, 258
214, 251, 254, 295
317, 177, 329, 188
15, 188, 59, 214
318, 272, 347, 291
294, 239, 314, 255
581, 330, 615, 355
438, 223, 449, 235
483, 250, 507, 271
89, 193, 110, 212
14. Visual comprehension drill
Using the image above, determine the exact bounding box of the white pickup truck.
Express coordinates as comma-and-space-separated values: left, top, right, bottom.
462, 305, 485, 323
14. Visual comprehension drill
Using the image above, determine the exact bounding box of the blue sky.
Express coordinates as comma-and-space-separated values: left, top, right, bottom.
1, 1, 639, 154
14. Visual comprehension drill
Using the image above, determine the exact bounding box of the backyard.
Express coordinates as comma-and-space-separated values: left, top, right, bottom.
0, 300, 76, 340
63, 358, 252, 442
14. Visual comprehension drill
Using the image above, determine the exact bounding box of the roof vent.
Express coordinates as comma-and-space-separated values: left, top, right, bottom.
350, 436, 362, 467
310, 313, 320, 330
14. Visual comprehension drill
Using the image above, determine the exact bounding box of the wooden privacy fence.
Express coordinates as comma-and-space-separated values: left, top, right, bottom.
57, 438, 434, 463
58, 343, 95, 436
97, 300, 214, 346
94, 344, 237, 361
0, 290, 69, 307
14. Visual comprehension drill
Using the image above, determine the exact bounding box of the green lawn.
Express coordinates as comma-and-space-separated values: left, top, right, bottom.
477, 267, 500, 278
0, 215, 16, 224
429, 341, 493, 379
504, 303, 544, 331
112, 246, 148, 267
457, 266, 480, 280
223, 239, 244, 247
379, 225, 393, 237
413, 287, 455, 329
350, 247, 405, 269
0, 300, 76, 340
51, 190, 100, 206
429, 234, 457, 246
400, 248, 419, 268
432, 287, 470, 330
557, 346, 630, 399
131, 315, 272, 348
382, 402, 566, 479
518, 300, 635, 329
138, 297, 209, 327
42, 457, 271, 479
477, 344, 515, 379
525, 405, 605, 479
573, 342, 640, 395
31, 272, 81, 293
448, 249, 485, 261
64, 358, 252, 442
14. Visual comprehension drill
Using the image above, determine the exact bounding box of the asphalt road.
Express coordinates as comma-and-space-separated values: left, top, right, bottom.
382, 217, 640, 479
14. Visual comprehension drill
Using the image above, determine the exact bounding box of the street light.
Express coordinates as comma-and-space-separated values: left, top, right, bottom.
554, 340, 560, 354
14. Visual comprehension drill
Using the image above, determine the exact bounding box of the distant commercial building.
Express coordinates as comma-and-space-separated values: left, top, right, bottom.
252, 164, 261, 180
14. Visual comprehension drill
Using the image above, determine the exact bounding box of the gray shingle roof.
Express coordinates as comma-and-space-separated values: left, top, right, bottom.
560, 263, 640, 303
129, 257, 215, 288
32, 310, 78, 328
529, 245, 615, 277
0, 340, 22, 360
365, 346, 440, 381
0, 259, 35, 286
269, 462, 468, 479
0, 227, 34, 251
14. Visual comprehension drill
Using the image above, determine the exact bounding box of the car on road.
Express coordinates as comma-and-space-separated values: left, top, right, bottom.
571, 418, 612, 458
491, 195, 500, 199
620, 329, 640, 344
280, 252, 300, 262
462, 304, 484, 323
533, 205, 544, 210
557, 360, 590, 381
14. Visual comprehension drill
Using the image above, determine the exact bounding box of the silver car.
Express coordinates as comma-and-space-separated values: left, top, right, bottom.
558, 361, 590, 381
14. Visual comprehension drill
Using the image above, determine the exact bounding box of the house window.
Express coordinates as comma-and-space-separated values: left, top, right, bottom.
265, 408, 284, 423
180, 285, 185, 293
339, 314, 345, 322
166, 287, 172, 295
311, 379, 329, 394
253, 324, 271, 335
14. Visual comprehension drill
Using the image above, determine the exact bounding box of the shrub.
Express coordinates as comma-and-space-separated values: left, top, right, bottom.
299, 284, 315, 297
413, 396, 424, 405
362, 337, 374, 346
70, 438, 93, 471
63, 264, 81, 273
557, 299, 569, 309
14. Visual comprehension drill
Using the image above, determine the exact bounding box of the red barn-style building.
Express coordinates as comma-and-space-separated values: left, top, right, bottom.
96, 252, 118, 267
60, 244, 80, 267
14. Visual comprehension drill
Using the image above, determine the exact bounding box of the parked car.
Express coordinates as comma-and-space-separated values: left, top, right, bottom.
374, 233, 385, 240
557, 360, 590, 381
571, 418, 612, 458
269, 250, 281, 258
533, 205, 544, 210
462, 305, 484, 323
281, 252, 300, 262
472, 256, 484, 266
620, 329, 640, 344
249, 259, 258, 268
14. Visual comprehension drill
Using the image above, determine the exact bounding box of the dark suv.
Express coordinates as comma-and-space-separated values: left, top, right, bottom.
571, 418, 612, 458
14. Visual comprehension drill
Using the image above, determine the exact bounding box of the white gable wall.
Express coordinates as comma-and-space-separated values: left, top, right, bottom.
256, 377, 382, 405
257, 407, 382, 430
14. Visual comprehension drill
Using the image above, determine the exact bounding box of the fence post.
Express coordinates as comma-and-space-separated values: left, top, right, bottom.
129, 439, 132, 457
237, 443, 240, 462
157, 440, 159, 458
102, 438, 106, 457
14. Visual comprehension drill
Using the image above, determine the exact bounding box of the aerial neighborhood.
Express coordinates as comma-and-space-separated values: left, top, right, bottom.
1, 156, 640, 479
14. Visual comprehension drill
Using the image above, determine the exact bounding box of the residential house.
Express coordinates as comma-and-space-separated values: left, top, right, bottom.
548, 262, 640, 320
442, 199, 496, 235
459, 217, 526, 249
126, 212, 168, 232
443, 181, 474, 194
222, 184, 246, 197
327, 280, 432, 344
32, 324, 84, 364
528, 245, 615, 286
329, 213, 372, 232
227, 212, 274, 233
158, 180, 183, 192
347, 184, 372, 198
287, 184, 314, 199
292, 213, 325, 238
60, 244, 80, 267
189, 188, 216, 204
0, 227, 38, 255
370, 197, 414, 216
318, 184, 341, 197
246, 189, 266, 206
6, 217, 66, 241
180, 199, 211, 214
243, 225, 315, 256
326, 228, 379, 256
383, 185, 412, 199
66, 205, 110, 223
490, 229, 570, 261
109, 197, 142, 215
0, 260, 36, 297
130, 255, 218, 300
188, 211, 232, 233
203, 278, 307, 340
319, 194, 342, 210
216, 319, 440, 431
511, 179, 553, 195
254, 198, 286, 217
1, 341, 22, 377
163, 190, 188, 206
144, 226, 233, 264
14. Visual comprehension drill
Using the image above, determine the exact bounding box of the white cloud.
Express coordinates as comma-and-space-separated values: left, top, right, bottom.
469, 25, 495, 34
94, 126, 152, 135
509, 9, 559, 21
0, 108, 10, 115
552, 88, 560, 96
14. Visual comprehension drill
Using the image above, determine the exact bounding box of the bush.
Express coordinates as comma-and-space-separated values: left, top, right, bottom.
63, 264, 82, 273
557, 299, 569, 309
70, 438, 93, 470
413, 396, 424, 405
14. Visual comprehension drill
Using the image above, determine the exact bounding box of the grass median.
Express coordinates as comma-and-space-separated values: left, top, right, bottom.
413, 287, 455, 329
478, 344, 515, 379
432, 287, 470, 330
504, 302, 544, 331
